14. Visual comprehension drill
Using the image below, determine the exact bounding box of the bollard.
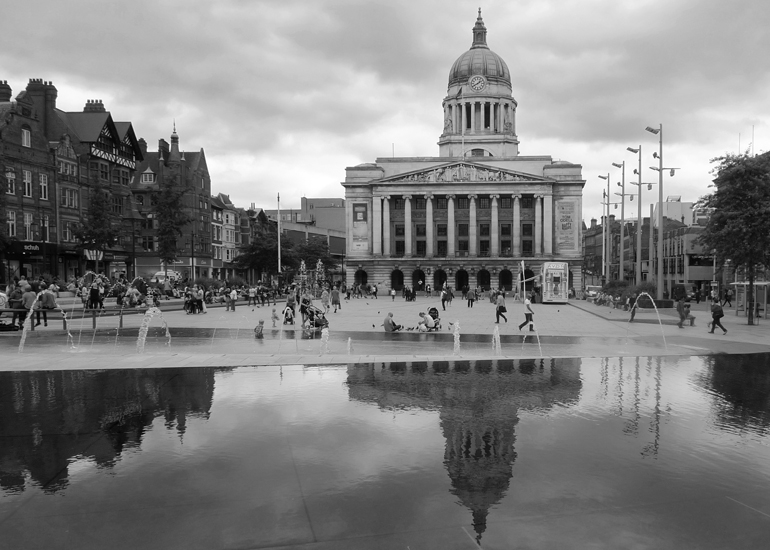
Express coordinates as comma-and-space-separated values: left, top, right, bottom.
119, 308, 124, 329
92, 309, 97, 330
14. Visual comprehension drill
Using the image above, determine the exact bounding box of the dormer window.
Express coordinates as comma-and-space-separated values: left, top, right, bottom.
141, 171, 156, 184
21, 127, 31, 148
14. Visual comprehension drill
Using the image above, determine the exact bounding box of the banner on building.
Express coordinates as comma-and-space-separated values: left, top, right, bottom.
84, 249, 104, 261
352, 203, 369, 252
555, 199, 579, 253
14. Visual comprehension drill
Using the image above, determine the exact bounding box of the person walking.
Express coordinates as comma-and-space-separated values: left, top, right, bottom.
440, 286, 448, 311
518, 292, 535, 332
495, 292, 507, 323
331, 286, 341, 313
320, 288, 330, 314
722, 288, 733, 307
676, 297, 687, 329
628, 293, 638, 322
35, 284, 58, 327
708, 300, 727, 334
467, 287, 475, 308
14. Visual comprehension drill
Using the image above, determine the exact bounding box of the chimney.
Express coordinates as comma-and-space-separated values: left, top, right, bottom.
25, 79, 59, 132
137, 138, 148, 155
0, 80, 11, 102
158, 138, 170, 160
610, 214, 616, 223
83, 99, 106, 113
590, 218, 597, 229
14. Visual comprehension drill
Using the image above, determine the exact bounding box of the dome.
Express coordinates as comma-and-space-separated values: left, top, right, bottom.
448, 10, 510, 88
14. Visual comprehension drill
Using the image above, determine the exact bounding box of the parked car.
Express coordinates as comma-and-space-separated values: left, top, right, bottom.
585, 285, 602, 300
151, 270, 182, 283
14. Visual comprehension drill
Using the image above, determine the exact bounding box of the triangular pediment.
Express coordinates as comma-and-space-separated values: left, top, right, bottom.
379, 161, 554, 184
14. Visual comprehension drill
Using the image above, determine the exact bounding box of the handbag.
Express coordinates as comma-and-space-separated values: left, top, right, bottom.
499, 305, 507, 313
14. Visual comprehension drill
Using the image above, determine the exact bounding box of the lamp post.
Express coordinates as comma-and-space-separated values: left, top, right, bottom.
611, 162, 626, 282
627, 146, 643, 285
598, 174, 610, 283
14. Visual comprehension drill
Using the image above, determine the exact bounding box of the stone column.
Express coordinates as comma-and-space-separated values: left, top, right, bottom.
373, 195, 382, 255
383, 196, 391, 256
425, 194, 434, 257
469, 194, 477, 256
346, 200, 353, 257
513, 195, 521, 256
543, 193, 553, 255
535, 195, 542, 256
447, 195, 456, 257
470, 102, 476, 134
491, 194, 499, 256
404, 195, 412, 257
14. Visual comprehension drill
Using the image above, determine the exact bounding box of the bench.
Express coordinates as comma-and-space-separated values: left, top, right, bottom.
0, 308, 69, 331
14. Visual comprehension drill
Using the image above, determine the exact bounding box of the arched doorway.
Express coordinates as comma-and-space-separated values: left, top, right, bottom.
454, 269, 468, 291
355, 269, 368, 286
390, 269, 404, 291
519, 268, 535, 291
412, 269, 426, 291
499, 269, 513, 291
434, 269, 447, 291
477, 269, 491, 290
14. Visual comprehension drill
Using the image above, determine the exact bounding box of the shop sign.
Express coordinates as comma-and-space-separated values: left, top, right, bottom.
9, 241, 42, 255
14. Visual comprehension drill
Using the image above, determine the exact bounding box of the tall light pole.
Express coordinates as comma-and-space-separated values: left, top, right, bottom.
598, 174, 610, 283
612, 161, 625, 282
627, 146, 643, 285
645, 125, 664, 299
277, 192, 281, 283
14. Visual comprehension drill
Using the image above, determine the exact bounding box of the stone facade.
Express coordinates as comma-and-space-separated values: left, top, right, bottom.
341, 13, 585, 294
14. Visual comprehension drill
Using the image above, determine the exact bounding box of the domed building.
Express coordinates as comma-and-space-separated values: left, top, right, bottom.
342, 11, 585, 295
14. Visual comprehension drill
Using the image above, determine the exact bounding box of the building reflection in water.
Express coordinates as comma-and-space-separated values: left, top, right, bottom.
346, 358, 582, 544
0, 368, 220, 495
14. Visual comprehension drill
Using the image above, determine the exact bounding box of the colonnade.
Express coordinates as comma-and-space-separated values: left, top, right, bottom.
369, 193, 553, 258
443, 98, 515, 134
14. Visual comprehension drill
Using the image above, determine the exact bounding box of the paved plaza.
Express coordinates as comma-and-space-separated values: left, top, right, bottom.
2, 293, 768, 370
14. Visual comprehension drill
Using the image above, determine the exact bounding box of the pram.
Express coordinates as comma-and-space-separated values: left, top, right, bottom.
282, 304, 295, 325
305, 304, 329, 329
427, 307, 441, 331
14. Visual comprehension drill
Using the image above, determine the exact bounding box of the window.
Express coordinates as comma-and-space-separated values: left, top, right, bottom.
393, 198, 404, 210
111, 196, 124, 215
416, 224, 426, 237
6, 211, 15, 237
458, 240, 469, 251
501, 240, 512, 256
141, 172, 155, 184
480, 224, 490, 237
39, 174, 48, 200
501, 224, 511, 236
6, 169, 15, 194
395, 225, 405, 237
99, 163, 109, 181
522, 223, 533, 237
478, 197, 490, 209
395, 241, 405, 256
135, 195, 144, 205
416, 241, 426, 256
521, 197, 533, 209
480, 240, 490, 256
414, 198, 426, 210
24, 213, 33, 240
501, 197, 512, 209
41, 215, 49, 241
523, 240, 533, 254
21, 127, 31, 147
23, 170, 32, 197
141, 236, 156, 251
457, 197, 469, 209
436, 198, 447, 210
458, 224, 469, 237
437, 241, 447, 256
62, 221, 74, 242
120, 170, 130, 186
437, 224, 447, 237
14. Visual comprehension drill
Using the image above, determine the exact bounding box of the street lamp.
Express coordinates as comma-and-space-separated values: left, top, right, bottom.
611, 161, 626, 283
627, 146, 643, 285
598, 174, 610, 283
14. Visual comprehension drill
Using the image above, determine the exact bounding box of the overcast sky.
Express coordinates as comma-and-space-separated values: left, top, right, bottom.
4, 0, 768, 223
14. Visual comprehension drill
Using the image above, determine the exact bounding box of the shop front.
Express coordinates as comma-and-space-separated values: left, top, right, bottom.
2, 240, 58, 283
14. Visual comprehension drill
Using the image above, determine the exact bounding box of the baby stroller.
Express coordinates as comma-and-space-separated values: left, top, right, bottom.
282, 304, 295, 325
427, 307, 442, 331
305, 304, 329, 330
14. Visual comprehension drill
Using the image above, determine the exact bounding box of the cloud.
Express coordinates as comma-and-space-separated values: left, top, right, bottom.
2, 0, 769, 222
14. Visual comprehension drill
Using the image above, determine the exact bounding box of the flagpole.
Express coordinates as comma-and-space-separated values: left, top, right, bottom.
277, 193, 281, 283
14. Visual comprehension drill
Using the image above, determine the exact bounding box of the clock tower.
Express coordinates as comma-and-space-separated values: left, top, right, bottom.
438, 10, 520, 158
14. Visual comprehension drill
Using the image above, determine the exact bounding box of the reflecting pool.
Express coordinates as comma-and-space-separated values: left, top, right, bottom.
2, 354, 770, 549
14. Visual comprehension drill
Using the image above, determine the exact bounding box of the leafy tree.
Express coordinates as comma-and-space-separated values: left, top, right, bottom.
293, 237, 338, 273
696, 151, 770, 325
234, 223, 296, 277
73, 181, 122, 273
153, 174, 193, 276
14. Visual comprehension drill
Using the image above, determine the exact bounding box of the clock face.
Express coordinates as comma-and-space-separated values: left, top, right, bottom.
469, 75, 486, 92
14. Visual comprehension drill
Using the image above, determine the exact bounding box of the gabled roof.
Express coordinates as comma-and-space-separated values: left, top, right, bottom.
378, 160, 556, 184
54, 110, 113, 143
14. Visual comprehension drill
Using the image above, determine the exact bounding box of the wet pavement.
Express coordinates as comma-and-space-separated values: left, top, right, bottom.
2, 356, 770, 549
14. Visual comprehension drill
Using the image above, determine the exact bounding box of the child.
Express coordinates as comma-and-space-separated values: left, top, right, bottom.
391, 288, 396, 301
271, 308, 279, 327
254, 319, 265, 339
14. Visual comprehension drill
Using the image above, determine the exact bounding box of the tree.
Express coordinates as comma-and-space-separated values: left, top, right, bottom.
234, 223, 296, 278
73, 181, 122, 274
293, 237, 337, 273
696, 151, 770, 325
154, 174, 193, 276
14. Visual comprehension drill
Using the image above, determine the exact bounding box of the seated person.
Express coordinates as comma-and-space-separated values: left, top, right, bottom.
383, 312, 402, 332
417, 311, 436, 332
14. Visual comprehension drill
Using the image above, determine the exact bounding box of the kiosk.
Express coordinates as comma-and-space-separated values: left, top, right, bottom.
541, 262, 569, 304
